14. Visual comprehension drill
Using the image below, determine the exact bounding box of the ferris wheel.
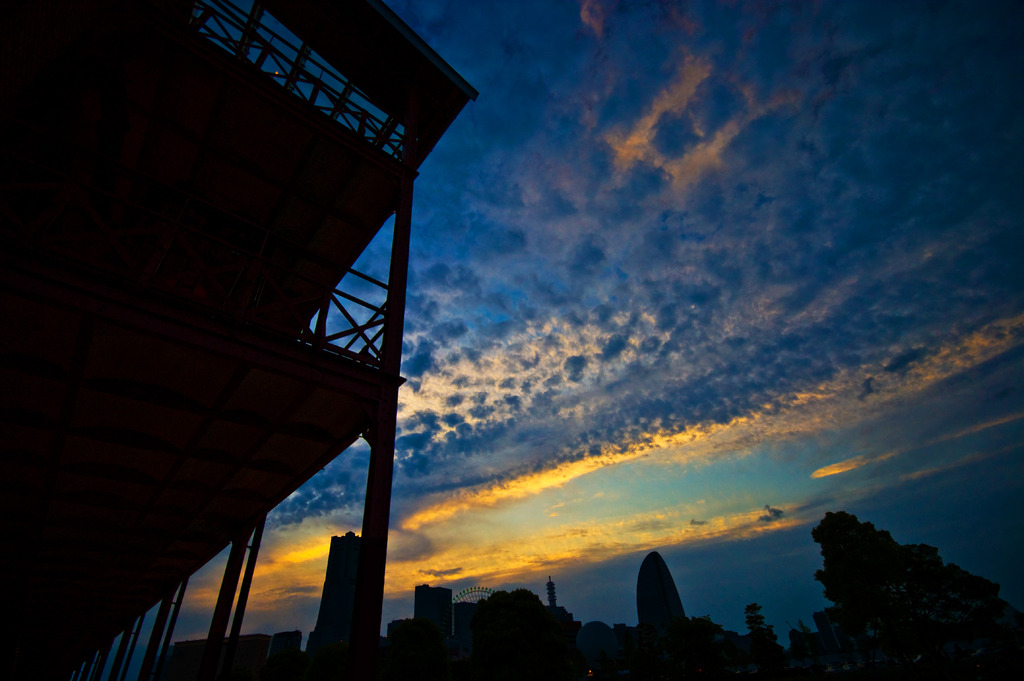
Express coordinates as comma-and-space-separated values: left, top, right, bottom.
452, 586, 494, 604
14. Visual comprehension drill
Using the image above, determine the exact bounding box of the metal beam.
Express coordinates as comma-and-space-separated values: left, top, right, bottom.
133, 591, 173, 681
146, 579, 189, 681
197, 538, 247, 681
105, 628, 133, 681
221, 516, 267, 675
117, 616, 145, 681
347, 90, 419, 681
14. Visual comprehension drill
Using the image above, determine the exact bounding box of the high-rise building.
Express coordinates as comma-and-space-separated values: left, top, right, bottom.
307, 533, 361, 656
414, 584, 453, 637
636, 551, 685, 629
268, 631, 303, 658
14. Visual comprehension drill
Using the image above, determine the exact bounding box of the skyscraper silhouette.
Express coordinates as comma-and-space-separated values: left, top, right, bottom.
636, 551, 685, 629
307, 533, 360, 656
414, 584, 453, 637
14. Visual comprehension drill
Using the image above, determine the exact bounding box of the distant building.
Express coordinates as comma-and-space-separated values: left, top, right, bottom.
268, 630, 303, 658
613, 623, 637, 651
812, 610, 840, 654
452, 602, 477, 656
636, 551, 685, 629
724, 630, 752, 654
387, 619, 410, 638
307, 532, 360, 656
164, 634, 271, 681
545, 576, 582, 647
415, 584, 453, 637
577, 621, 619, 671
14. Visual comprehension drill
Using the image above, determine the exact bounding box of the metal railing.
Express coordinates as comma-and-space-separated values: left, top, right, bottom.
190, 0, 406, 160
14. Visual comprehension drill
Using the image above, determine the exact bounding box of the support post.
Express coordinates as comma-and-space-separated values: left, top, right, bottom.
117, 616, 145, 681
197, 539, 247, 681
133, 589, 173, 681
90, 647, 108, 681
81, 651, 99, 681
105, 626, 133, 681
221, 515, 267, 676
147, 579, 189, 681
347, 92, 418, 681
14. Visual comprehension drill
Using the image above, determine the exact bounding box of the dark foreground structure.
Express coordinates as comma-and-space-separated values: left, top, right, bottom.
0, 1, 475, 679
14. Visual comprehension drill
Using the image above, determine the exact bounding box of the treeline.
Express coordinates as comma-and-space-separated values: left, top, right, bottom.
249, 511, 1021, 680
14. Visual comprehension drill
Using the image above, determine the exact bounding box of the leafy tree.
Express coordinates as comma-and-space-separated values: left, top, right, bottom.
744, 603, 787, 675
308, 641, 347, 681
621, 623, 663, 681
812, 511, 1005, 672
259, 648, 310, 681
663, 615, 735, 679
385, 618, 450, 681
470, 589, 573, 681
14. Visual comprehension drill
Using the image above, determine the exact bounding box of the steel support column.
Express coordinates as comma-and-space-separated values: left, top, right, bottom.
146, 579, 189, 681
133, 586, 174, 681
90, 648, 108, 681
105, 626, 133, 681
197, 537, 247, 681
221, 515, 267, 676
117, 616, 145, 681
348, 92, 419, 681
348, 384, 400, 680
76, 651, 95, 681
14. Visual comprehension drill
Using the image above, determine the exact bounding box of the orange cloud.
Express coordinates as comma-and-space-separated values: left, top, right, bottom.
812, 453, 891, 479
580, 0, 612, 37
812, 411, 1024, 479
603, 55, 799, 192
400, 414, 758, 531
385, 503, 802, 595
606, 54, 712, 171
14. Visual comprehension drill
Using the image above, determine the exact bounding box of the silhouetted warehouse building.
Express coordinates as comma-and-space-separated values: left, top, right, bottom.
165, 634, 270, 681
268, 630, 303, 658
0, 1, 475, 679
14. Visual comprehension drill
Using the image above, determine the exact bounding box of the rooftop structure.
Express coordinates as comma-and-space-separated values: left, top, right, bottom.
0, 1, 474, 679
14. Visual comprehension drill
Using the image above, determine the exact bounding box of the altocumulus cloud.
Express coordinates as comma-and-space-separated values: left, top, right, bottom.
374, 0, 1024, 525
257, 7, 1024, 626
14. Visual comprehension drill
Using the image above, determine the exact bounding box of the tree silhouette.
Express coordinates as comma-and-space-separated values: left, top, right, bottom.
744, 603, 787, 675
621, 623, 663, 681
259, 648, 310, 681
812, 511, 1005, 673
470, 589, 573, 681
663, 614, 736, 679
308, 641, 347, 681
385, 618, 450, 681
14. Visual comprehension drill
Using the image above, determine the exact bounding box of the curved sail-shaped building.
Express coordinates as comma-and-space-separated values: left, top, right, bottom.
636, 551, 685, 628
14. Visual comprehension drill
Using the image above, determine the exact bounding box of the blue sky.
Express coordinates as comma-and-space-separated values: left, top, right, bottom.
171, 0, 1024, 642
